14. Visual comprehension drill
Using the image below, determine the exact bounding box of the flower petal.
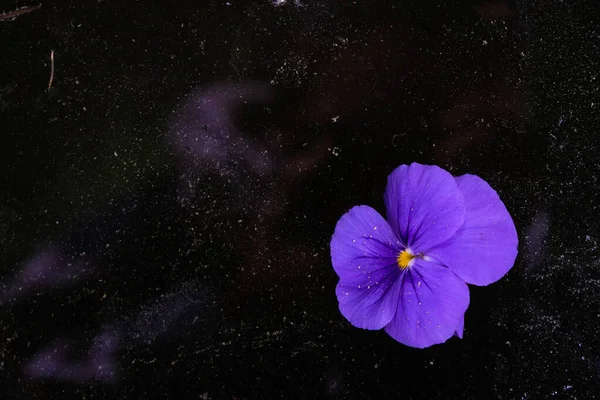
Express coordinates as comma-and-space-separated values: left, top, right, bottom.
384, 163, 465, 252
454, 314, 464, 339
426, 174, 519, 286
330, 205, 403, 329
384, 259, 469, 348
331, 205, 402, 278
336, 270, 401, 330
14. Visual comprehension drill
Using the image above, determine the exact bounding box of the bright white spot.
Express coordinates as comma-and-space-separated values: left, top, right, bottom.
272, 0, 304, 6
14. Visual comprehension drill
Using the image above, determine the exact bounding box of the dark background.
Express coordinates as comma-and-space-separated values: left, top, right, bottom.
1, 0, 600, 398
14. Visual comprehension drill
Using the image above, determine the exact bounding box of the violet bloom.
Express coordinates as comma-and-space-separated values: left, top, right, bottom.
330, 163, 518, 348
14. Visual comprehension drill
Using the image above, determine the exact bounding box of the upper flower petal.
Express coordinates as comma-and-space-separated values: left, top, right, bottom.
331, 205, 403, 329
384, 163, 465, 252
426, 174, 519, 286
384, 258, 470, 348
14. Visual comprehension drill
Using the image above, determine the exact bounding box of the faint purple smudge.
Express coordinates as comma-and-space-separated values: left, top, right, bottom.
25, 331, 119, 383
0, 247, 92, 304
169, 83, 275, 177
24, 281, 214, 383
523, 211, 551, 271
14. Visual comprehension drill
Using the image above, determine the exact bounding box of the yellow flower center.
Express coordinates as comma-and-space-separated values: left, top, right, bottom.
397, 250, 415, 270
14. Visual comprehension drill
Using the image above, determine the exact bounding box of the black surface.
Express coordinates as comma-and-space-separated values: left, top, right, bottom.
1, 0, 600, 398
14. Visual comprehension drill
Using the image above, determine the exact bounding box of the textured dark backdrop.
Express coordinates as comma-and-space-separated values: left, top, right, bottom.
1, 0, 600, 398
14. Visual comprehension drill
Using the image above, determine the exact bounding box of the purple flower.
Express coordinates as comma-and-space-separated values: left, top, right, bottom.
330, 163, 518, 348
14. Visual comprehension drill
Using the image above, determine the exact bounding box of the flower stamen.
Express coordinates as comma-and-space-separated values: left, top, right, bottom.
397, 249, 415, 270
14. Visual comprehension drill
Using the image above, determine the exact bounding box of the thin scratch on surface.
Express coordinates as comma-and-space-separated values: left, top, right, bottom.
48, 50, 55, 90
0, 4, 41, 22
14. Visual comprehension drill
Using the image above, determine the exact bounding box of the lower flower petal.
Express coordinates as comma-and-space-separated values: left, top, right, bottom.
330, 205, 404, 329
454, 314, 464, 338
336, 269, 401, 330
426, 174, 519, 286
384, 259, 469, 348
